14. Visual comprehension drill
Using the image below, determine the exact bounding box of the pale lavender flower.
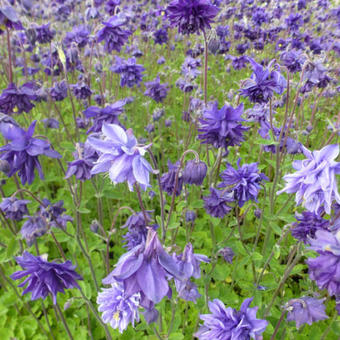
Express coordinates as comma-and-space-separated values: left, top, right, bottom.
88, 124, 153, 191
97, 280, 140, 333
285, 296, 328, 329
277, 144, 340, 214
195, 297, 268, 339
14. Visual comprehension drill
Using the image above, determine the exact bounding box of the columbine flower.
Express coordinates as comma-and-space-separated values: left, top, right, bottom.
306, 230, 340, 296
166, 0, 219, 35
0, 197, 30, 221
198, 101, 249, 152
173, 243, 209, 302
111, 56, 145, 88
97, 16, 131, 53
144, 76, 169, 103
240, 57, 286, 104
195, 297, 268, 339
65, 142, 98, 181
0, 83, 36, 115
72, 82, 92, 100
11, 251, 82, 304
20, 214, 48, 246
285, 296, 328, 329
83, 100, 126, 134
0, 6, 23, 30
34, 23, 55, 44
277, 144, 340, 214
291, 211, 329, 244
88, 123, 153, 191
103, 229, 182, 304
97, 280, 140, 333
182, 160, 207, 185
203, 188, 233, 218
63, 25, 90, 49
160, 160, 183, 196
0, 121, 61, 185
219, 159, 268, 208
218, 247, 234, 264
121, 211, 151, 250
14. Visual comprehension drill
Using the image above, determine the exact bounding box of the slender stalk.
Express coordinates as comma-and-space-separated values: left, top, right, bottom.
202, 31, 208, 105
270, 310, 286, 340
6, 27, 13, 83
55, 302, 74, 340
41, 301, 57, 340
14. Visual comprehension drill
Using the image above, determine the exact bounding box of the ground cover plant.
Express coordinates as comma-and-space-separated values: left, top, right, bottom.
0, 0, 339, 339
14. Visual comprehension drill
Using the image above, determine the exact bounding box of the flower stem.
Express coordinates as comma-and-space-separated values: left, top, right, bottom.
203, 31, 208, 105
270, 310, 286, 340
55, 302, 74, 340
6, 27, 13, 83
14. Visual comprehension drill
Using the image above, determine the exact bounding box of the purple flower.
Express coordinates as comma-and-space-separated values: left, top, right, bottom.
285, 13, 303, 31
285, 296, 328, 329
153, 27, 168, 45
50, 81, 68, 102
0, 6, 23, 30
83, 100, 126, 134
0, 121, 61, 185
0, 83, 36, 115
280, 51, 304, 73
0, 197, 30, 221
307, 230, 340, 296
63, 25, 90, 49
103, 229, 183, 304
198, 101, 249, 152
121, 211, 151, 250
72, 82, 92, 100
218, 247, 234, 264
277, 144, 340, 214
20, 214, 48, 247
203, 188, 233, 218
160, 160, 183, 196
97, 280, 140, 333
88, 123, 153, 191
35, 23, 55, 44
11, 251, 82, 304
105, 0, 120, 15
219, 160, 268, 208
291, 211, 330, 244
42, 118, 59, 129
111, 57, 145, 88
65, 143, 98, 181
240, 57, 287, 104
144, 76, 169, 103
195, 297, 268, 339
182, 160, 207, 185
97, 16, 131, 53
166, 0, 219, 35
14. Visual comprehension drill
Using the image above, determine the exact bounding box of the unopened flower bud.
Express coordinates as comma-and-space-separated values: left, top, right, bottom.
182, 160, 207, 185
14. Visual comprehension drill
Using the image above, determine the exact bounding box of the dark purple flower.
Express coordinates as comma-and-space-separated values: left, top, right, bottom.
111, 57, 145, 88
144, 76, 169, 103
195, 297, 268, 339
103, 229, 183, 304
160, 160, 183, 196
97, 16, 131, 53
104, 0, 120, 15
182, 160, 207, 185
203, 187, 233, 218
240, 57, 287, 104
277, 144, 340, 214
65, 143, 98, 181
35, 23, 55, 44
291, 211, 330, 244
42, 118, 59, 129
0, 197, 30, 221
166, 0, 219, 35
20, 214, 48, 247
219, 159, 268, 208
218, 247, 234, 264
63, 25, 91, 48
153, 27, 168, 45
0, 121, 61, 185
285, 13, 303, 31
84, 100, 126, 134
97, 280, 140, 333
252, 8, 268, 26
229, 55, 249, 70
198, 101, 249, 152
72, 82, 92, 100
11, 251, 82, 304
185, 210, 196, 222
0, 83, 36, 115
50, 81, 68, 102
285, 296, 328, 329
280, 50, 304, 73
121, 211, 151, 250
